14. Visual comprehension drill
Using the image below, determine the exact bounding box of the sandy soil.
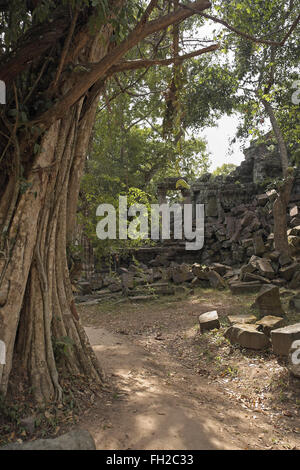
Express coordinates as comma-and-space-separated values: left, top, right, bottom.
77, 289, 300, 450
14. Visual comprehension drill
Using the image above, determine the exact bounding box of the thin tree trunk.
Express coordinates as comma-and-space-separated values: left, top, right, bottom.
261, 98, 293, 257
262, 98, 289, 177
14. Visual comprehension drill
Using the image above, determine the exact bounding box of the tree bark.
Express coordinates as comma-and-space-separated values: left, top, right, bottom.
0, 30, 111, 402
0, 109, 106, 401
273, 176, 294, 257
261, 98, 292, 257
262, 98, 289, 177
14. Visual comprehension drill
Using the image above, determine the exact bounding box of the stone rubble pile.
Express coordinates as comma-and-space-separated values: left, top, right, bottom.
193, 192, 300, 268
75, 233, 300, 305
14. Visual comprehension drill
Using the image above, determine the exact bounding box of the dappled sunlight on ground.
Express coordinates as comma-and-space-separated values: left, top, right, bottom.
79, 289, 300, 450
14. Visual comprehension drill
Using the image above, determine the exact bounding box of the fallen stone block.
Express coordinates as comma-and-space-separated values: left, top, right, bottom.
207, 270, 226, 290
288, 235, 300, 251
241, 238, 253, 248
278, 253, 293, 267
253, 234, 265, 256
289, 225, 300, 237
77, 281, 93, 295
228, 314, 257, 325
224, 324, 270, 350
229, 281, 262, 295
121, 272, 134, 290
271, 323, 300, 356
77, 299, 100, 306
289, 294, 300, 311
90, 280, 104, 291
224, 268, 241, 279
240, 262, 257, 277
171, 265, 194, 284
271, 278, 287, 287
291, 216, 300, 227
190, 277, 203, 287
210, 263, 228, 277
256, 258, 275, 279
243, 273, 271, 284
108, 282, 122, 293
192, 264, 208, 280
199, 311, 220, 333
290, 205, 299, 218
269, 251, 280, 261
154, 287, 175, 296
241, 211, 256, 228
266, 189, 277, 203
256, 316, 284, 336
290, 271, 300, 289
227, 275, 240, 284
174, 285, 189, 295
253, 285, 285, 317
1, 430, 96, 451
279, 263, 300, 281
257, 194, 269, 206
96, 288, 114, 296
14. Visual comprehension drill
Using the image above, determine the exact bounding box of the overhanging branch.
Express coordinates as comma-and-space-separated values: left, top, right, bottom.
180, 3, 300, 47
34, 0, 212, 128
109, 44, 219, 73
139, 0, 160, 26
0, 7, 70, 82
80, 44, 218, 121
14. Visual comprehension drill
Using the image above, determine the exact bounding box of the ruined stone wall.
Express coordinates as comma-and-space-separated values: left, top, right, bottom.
188, 141, 300, 267
94, 140, 300, 272
140, 140, 300, 269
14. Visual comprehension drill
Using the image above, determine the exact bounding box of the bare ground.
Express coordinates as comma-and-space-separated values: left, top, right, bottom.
77, 288, 300, 450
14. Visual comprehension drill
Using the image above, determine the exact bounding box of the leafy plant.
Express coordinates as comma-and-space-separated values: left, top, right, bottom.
52, 336, 75, 361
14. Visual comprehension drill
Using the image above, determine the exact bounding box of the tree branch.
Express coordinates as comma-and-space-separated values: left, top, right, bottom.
96, 68, 151, 115
180, 3, 300, 46
139, 0, 159, 26
108, 44, 219, 73
280, 12, 300, 45
51, 9, 79, 90
0, 7, 70, 82
80, 43, 218, 122
34, 0, 212, 128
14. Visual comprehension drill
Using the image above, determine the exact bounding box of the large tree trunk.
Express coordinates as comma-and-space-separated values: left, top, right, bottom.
0, 106, 104, 402
0, 34, 109, 402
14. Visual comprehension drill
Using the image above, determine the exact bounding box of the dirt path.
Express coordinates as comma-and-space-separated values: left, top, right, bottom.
78, 291, 300, 450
